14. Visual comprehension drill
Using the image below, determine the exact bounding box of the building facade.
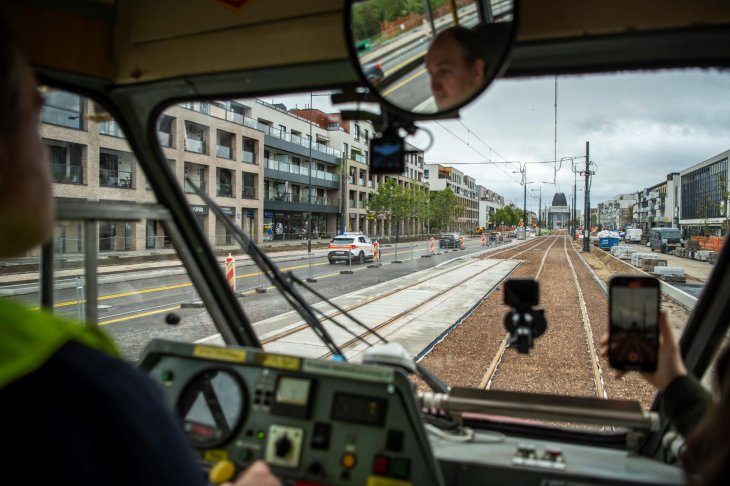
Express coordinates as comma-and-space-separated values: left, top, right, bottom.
423, 164, 479, 232
43, 89, 425, 255
476, 185, 505, 229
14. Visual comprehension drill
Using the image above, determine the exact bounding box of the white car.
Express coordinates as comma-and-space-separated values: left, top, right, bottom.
327, 233, 375, 264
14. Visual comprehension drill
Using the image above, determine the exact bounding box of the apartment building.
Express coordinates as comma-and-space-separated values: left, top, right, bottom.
42, 89, 384, 254
596, 194, 636, 229
476, 185, 505, 229
678, 150, 730, 235
423, 163, 479, 232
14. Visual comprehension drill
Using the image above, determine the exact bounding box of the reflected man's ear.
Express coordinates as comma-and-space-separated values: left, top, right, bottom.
471, 59, 486, 84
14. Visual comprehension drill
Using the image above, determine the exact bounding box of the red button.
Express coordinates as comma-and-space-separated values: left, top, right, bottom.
372, 454, 390, 476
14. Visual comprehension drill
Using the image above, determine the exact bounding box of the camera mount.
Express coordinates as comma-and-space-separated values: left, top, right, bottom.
503, 278, 547, 354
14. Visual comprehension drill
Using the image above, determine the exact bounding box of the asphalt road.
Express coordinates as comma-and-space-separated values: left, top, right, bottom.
9, 238, 508, 361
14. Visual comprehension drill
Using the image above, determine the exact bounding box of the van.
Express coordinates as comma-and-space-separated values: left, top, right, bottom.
649, 227, 683, 253
625, 228, 643, 243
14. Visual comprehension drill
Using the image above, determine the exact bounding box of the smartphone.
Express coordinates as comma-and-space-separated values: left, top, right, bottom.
608, 275, 660, 371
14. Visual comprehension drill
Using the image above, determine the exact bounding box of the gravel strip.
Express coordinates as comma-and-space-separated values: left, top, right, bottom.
418, 236, 692, 412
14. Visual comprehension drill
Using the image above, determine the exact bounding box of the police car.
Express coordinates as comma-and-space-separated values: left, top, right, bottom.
327, 232, 375, 264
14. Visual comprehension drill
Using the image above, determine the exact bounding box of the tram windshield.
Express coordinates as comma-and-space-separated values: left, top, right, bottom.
2, 4, 729, 440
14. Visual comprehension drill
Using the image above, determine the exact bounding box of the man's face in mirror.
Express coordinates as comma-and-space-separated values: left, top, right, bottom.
425, 28, 485, 111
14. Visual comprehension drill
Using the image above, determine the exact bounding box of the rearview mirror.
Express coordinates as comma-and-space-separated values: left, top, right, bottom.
345, 0, 517, 118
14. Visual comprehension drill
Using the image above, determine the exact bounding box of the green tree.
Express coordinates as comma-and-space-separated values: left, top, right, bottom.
428, 188, 460, 231
367, 178, 411, 236
492, 205, 525, 227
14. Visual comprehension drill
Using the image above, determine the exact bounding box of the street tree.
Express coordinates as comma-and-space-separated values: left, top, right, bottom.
428, 188, 460, 232
367, 178, 411, 238
492, 205, 525, 227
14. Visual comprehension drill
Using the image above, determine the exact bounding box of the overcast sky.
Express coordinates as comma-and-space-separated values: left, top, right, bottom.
274, 68, 730, 213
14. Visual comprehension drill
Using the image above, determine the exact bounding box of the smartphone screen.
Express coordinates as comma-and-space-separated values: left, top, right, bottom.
609, 276, 660, 371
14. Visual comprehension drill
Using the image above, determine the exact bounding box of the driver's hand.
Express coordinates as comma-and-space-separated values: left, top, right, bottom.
224, 461, 281, 486
599, 311, 687, 392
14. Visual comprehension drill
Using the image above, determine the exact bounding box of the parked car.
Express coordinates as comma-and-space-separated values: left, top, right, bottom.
439, 232, 461, 248
327, 232, 374, 264
363, 63, 384, 86
649, 227, 683, 253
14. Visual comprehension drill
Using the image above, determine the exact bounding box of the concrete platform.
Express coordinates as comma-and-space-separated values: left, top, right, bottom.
254, 255, 520, 361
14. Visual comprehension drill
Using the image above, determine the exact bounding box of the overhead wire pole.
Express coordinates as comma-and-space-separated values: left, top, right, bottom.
308, 92, 313, 255
583, 141, 591, 252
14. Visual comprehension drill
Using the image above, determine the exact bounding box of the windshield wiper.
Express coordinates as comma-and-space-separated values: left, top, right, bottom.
186, 178, 345, 360
186, 178, 448, 392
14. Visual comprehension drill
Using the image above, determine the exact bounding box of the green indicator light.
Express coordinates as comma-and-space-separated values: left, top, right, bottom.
160, 370, 174, 382
256, 431, 266, 440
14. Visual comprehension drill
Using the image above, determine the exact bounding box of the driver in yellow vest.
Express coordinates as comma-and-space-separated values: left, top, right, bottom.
0, 17, 278, 486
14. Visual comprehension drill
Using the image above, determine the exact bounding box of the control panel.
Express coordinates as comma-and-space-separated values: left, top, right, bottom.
139, 339, 443, 486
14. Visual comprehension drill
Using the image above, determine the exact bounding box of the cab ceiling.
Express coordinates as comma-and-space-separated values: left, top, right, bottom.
8, 0, 730, 84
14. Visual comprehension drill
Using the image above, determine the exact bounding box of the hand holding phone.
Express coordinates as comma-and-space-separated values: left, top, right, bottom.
608, 275, 660, 372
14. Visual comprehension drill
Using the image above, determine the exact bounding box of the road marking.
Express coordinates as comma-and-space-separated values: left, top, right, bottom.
382, 67, 428, 96
99, 305, 181, 326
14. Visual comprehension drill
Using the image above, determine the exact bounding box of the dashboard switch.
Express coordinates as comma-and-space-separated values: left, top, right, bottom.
311, 422, 331, 450
386, 429, 405, 452
372, 454, 390, 475
208, 459, 235, 484
266, 425, 303, 468
275, 433, 293, 457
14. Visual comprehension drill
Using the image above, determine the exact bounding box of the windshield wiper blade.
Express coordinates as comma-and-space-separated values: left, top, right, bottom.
184, 178, 345, 360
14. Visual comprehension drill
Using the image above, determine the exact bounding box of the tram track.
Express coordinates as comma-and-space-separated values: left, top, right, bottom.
446, 232, 607, 402
260, 237, 550, 353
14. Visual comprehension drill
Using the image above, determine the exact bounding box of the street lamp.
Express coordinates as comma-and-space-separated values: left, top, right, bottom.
307, 92, 333, 255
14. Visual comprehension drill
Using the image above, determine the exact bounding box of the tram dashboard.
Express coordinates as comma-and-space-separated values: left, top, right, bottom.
140, 340, 685, 486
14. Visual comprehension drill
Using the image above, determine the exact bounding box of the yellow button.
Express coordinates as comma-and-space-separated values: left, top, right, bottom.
209, 459, 236, 484
341, 452, 357, 469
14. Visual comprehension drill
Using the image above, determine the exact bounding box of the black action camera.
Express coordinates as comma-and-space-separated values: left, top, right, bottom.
503, 278, 546, 354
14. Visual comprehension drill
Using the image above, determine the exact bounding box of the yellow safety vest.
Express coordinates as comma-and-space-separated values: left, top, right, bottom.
0, 298, 119, 390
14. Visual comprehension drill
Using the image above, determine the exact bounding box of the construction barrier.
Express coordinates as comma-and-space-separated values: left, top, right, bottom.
373, 241, 380, 263
481, 234, 486, 246
429, 237, 435, 255
225, 253, 236, 291
460, 235, 465, 250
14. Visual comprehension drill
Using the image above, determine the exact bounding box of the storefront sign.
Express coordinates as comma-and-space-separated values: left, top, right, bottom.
220, 206, 235, 216
190, 205, 208, 215
247, 210, 254, 218
264, 211, 274, 219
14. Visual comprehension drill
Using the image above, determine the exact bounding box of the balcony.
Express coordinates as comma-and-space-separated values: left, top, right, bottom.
359, 178, 366, 186
99, 169, 133, 188
264, 158, 339, 187
184, 178, 206, 194
216, 182, 233, 197
52, 163, 83, 184
242, 150, 255, 164
185, 138, 206, 154
349, 200, 356, 208
352, 153, 367, 164
242, 186, 257, 199
216, 145, 232, 159
368, 180, 374, 188
262, 125, 341, 163
264, 190, 338, 212
358, 200, 366, 208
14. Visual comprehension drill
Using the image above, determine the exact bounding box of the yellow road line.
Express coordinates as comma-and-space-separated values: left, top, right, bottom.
383, 52, 423, 77
99, 305, 181, 326
45, 248, 426, 311
382, 67, 427, 96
